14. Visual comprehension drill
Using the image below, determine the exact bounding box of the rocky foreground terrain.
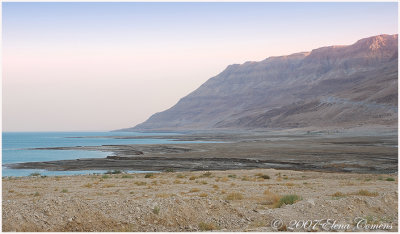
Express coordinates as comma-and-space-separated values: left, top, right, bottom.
123, 34, 397, 131
2, 168, 397, 232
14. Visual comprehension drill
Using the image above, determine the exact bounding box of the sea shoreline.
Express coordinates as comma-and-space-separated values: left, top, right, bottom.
7, 129, 398, 174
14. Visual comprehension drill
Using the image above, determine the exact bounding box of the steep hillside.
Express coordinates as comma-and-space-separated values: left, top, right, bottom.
122, 34, 398, 131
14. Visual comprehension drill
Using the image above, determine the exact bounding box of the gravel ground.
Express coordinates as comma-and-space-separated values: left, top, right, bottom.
2, 168, 398, 232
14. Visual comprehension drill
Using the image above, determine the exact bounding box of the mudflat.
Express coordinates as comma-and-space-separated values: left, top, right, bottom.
2, 168, 397, 231
8, 129, 398, 174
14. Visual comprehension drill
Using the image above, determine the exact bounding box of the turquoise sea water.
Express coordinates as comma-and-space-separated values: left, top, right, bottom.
2, 132, 202, 177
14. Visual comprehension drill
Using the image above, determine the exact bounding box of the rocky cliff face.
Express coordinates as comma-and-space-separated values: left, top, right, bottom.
123, 34, 398, 131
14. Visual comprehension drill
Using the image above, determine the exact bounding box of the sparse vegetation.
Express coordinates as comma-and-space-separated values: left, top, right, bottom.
190, 188, 200, 193
276, 194, 301, 208
122, 174, 133, 179
226, 192, 244, 200
102, 175, 111, 179
199, 193, 208, 197
331, 192, 346, 198
83, 183, 92, 188
61, 189, 68, 193
176, 174, 185, 178
256, 173, 270, 179
34, 192, 40, 197
261, 190, 281, 207
30, 172, 41, 177
228, 174, 237, 178
355, 189, 378, 197
135, 181, 147, 186
164, 168, 175, 173
201, 172, 212, 178
386, 177, 395, 181
189, 176, 197, 180
152, 206, 160, 215
144, 173, 154, 178
198, 222, 216, 231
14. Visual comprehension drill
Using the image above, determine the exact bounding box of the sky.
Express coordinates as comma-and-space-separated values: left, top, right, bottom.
2, 2, 398, 132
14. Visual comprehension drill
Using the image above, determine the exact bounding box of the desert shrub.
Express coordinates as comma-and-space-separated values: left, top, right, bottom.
152, 206, 160, 215
331, 192, 346, 197
386, 177, 395, 181
228, 174, 237, 178
61, 189, 68, 193
122, 174, 133, 179
355, 189, 378, 197
256, 173, 270, 179
144, 173, 154, 178
199, 193, 208, 197
201, 172, 212, 178
106, 170, 122, 175
261, 190, 281, 206
226, 192, 244, 200
83, 183, 92, 188
34, 192, 40, 197
190, 188, 200, 193
176, 174, 185, 178
198, 222, 216, 231
134, 181, 147, 186
30, 172, 41, 177
102, 175, 111, 179
276, 194, 301, 208
189, 176, 197, 180
164, 168, 175, 173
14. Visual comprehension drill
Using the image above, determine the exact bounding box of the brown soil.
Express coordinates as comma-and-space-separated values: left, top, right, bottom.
2, 168, 398, 232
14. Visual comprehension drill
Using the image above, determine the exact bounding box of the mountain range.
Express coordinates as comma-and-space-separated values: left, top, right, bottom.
120, 34, 398, 131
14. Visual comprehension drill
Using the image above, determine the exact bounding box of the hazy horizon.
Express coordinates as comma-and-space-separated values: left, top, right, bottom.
2, 2, 398, 131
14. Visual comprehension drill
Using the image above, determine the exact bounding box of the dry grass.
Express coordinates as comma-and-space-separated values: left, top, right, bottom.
189, 188, 200, 193
259, 190, 281, 207
198, 222, 216, 231
354, 189, 378, 197
189, 176, 197, 180
225, 192, 244, 200
199, 193, 208, 197
82, 183, 92, 188
331, 192, 346, 198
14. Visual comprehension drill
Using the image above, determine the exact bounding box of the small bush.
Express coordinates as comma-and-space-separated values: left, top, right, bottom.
30, 172, 41, 177
198, 222, 216, 231
226, 192, 244, 200
276, 194, 301, 208
144, 173, 154, 178
201, 172, 212, 178
135, 181, 147, 186
355, 189, 378, 197
122, 174, 133, 179
386, 177, 395, 181
34, 192, 40, 197
152, 206, 160, 215
61, 189, 68, 193
189, 176, 197, 180
83, 183, 92, 188
331, 192, 346, 197
228, 174, 237, 178
176, 174, 185, 178
102, 175, 111, 179
261, 190, 281, 206
199, 193, 208, 197
190, 188, 200, 193
212, 185, 219, 189
256, 173, 270, 179
164, 168, 175, 173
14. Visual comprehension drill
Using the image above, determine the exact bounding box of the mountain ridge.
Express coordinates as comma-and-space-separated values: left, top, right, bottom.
119, 34, 398, 131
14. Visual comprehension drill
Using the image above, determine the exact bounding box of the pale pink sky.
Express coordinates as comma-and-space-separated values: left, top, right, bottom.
2, 2, 398, 131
